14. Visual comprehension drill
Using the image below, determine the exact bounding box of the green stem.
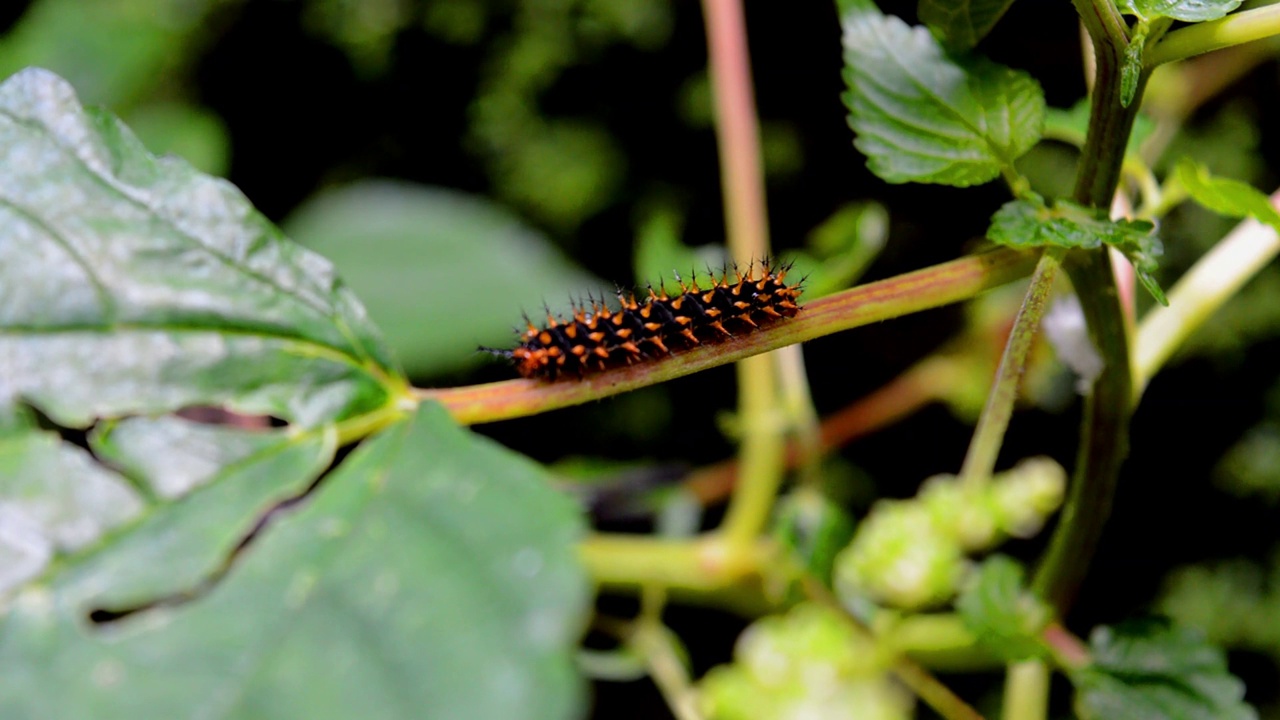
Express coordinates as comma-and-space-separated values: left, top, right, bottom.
700, 0, 790, 552
1003, 660, 1050, 720
959, 247, 1062, 490
801, 578, 987, 720
1147, 3, 1280, 67
1033, 0, 1142, 614
1135, 190, 1280, 395
423, 249, 1036, 425
632, 621, 705, 720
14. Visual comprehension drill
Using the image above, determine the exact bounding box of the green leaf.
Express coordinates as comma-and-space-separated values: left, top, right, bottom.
1121, 23, 1149, 108
1173, 158, 1280, 234
0, 68, 403, 427
840, 0, 1045, 186
0, 403, 590, 720
20, 422, 336, 607
1116, 0, 1243, 22
793, 201, 889, 298
1074, 618, 1257, 720
988, 199, 1167, 305
0, 425, 145, 593
774, 488, 857, 587
631, 200, 728, 292
956, 555, 1050, 661
918, 0, 1018, 51
0, 0, 221, 107
90, 415, 313, 500
284, 181, 603, 378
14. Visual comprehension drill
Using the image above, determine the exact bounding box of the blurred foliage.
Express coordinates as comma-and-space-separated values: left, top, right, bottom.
699, 603, 913, 720
0, 0, 231, 173
283, 180, 603, 377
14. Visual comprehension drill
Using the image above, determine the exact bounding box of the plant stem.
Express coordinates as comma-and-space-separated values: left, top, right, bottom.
958, 248, 1062, 490
1033, 0, 1142, 614
1147, 3, 1280, 67
632, 621, 705, 720
581, 533, 762, 590
701, 0, 792, 551
1003, 660, 1049, 720
421, 249, 1036, 425
801, 577, 987, 720
1135, 189, 1280, 395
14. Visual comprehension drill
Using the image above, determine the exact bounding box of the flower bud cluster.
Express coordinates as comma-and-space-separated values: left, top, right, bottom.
834, 457, 1066, 609
699, 603, 912, 720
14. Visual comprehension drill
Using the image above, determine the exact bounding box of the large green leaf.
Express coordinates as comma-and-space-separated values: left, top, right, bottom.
0, 422, 145, 593
839, 0, 1044, 187
0, 68, 403, 427
0, 403, 590, 720
1073, 618, 1256, 720
284, 181, 602, 378
919, 0, 1018, 51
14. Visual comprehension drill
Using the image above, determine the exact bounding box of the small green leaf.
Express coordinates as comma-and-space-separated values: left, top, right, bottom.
1074, 618, 1257, 720
631, 200, 729, 293
918, 0, 1018, 51
0, 403, 590, 720
840, 0, 1045, 187
956, 555, 1050, 661
1173, 158, 1280, 234
792, 201, 889, 298
774, 488, 857, 587
0, 68, 403, 427
1121, 23, 1149, 108
987, 199, 1167, 305
1116, 0, 1243, 22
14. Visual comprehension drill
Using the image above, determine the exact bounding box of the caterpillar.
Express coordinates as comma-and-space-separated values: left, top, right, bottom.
486, 259, 803, 380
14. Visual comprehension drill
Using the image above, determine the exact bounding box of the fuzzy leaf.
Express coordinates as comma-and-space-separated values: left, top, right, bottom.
839, 0, 1045, 186
956, 555, 1050, 661
1074, 618, 1257, 720
0, 426, 145, 593
1174, 158, 1280, 234
1116, 0, 1243, 21
0, 67, 402, 428
988, 199, 1167, 304
919, 0, 1018, 51
0, 404, 590, 720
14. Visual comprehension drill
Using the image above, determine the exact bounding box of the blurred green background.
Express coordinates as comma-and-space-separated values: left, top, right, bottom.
5, 0, 1280, 716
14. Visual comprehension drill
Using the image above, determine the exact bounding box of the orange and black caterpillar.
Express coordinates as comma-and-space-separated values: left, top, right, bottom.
486, 259, 803, 380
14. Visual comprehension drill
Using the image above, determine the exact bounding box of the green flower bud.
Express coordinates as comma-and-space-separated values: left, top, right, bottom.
699, 603, 912, 720
834, 501, 968, 609
992, 457, 1066, 538
919, 474, 1000, 551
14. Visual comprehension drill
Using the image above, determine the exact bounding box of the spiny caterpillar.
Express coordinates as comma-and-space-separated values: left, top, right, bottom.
487, 259, 803, 380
